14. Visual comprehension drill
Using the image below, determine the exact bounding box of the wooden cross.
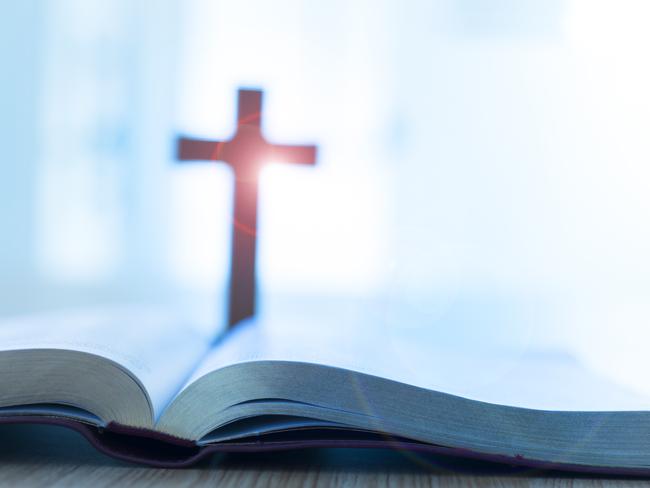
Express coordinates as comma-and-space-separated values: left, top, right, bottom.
177, 88, 317, 329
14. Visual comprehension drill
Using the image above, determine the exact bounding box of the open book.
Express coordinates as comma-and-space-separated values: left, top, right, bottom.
1, 304, 649, 473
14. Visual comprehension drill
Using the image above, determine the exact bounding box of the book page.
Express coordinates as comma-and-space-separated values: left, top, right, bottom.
184, 300, 650, 412
0, 306, 212, 420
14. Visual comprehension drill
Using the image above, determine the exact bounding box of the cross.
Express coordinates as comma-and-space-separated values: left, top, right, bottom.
177, 88, 317, 329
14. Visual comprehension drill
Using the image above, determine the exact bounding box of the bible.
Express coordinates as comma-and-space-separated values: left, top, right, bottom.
1, 304, 649, 474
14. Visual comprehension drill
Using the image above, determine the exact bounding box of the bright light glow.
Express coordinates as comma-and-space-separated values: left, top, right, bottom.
175, 0, 392, 295
259, 160, 388, 293
561, 0, 650, 396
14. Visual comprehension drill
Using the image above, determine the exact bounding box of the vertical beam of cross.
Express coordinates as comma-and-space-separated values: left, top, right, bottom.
177, 88, 317, 329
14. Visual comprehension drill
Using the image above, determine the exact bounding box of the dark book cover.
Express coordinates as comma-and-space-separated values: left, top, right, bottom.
1, 415, 647, 475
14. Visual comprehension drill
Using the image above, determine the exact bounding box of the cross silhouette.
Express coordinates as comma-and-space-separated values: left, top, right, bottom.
177, 88, 317, 329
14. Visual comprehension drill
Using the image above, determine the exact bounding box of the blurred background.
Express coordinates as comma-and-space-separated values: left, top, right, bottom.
3, 1, 650, 393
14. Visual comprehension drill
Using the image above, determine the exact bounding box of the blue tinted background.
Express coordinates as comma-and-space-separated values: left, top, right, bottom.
3, 0, 650, 394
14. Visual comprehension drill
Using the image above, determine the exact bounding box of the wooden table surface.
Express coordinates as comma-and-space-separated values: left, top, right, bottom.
0, 424, 646, 487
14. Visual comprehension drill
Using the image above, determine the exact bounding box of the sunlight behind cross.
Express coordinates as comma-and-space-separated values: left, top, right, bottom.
176, 88, 317, 328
